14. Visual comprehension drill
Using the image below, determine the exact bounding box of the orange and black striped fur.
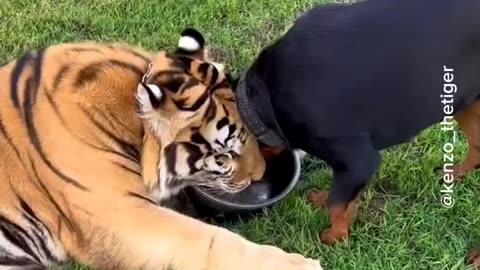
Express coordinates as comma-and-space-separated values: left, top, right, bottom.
138, 30, 265, 201
0, 28, 322, 270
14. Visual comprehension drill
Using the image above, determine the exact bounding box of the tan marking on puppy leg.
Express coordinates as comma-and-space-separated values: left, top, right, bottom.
307, 189, 329, 209
453, 100, 480, 180
320, 201, 356, 245
467, 248, 480, 268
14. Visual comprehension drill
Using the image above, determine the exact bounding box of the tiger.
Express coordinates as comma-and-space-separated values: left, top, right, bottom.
138, 30, 266, 201
0, 27, 322, 270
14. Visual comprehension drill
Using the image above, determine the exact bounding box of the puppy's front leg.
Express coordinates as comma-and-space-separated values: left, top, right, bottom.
307, 136, 380, 245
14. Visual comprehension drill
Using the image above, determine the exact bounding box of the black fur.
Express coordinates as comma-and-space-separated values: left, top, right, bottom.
165, 143, 178, 176
184, 143, 204, 175
10, 51, 33, 109
0, 215, 41, 263
141, 82, 162, 108
243, 0, 480, 208
180, 28, 205, 48
175, 28, 205, 57
22, 52, 89, 191
51, 66, 71, 94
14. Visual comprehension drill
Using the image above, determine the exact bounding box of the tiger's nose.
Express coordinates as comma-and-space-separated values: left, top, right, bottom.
215, 153, 232, 166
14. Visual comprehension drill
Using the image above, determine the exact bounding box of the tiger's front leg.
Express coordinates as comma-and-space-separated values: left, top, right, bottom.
72, 196, 322, 270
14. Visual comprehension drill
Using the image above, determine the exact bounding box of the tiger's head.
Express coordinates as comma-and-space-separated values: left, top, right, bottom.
137, 28, 266, 200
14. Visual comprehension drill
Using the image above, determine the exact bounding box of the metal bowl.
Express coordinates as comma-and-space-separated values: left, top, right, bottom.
185, 149, 301, 218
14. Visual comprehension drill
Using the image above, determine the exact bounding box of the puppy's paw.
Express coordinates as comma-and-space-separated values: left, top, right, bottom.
466, 248, 480, 268
307, 189, 329, 209
320, 227, 348, 246
436, 165, 465, 184
451, 164, 469, 182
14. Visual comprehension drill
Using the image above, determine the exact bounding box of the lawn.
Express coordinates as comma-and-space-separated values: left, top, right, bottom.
2, 0, 480, 269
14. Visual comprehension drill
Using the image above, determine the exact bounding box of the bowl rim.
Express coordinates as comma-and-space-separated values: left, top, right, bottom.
192, 150, 301, 210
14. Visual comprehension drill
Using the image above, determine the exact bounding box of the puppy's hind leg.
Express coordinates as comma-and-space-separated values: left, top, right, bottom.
453, 99, 480, 180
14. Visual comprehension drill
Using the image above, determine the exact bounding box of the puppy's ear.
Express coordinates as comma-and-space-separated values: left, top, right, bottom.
175, 28, 206, 60
136, 82, 164, 113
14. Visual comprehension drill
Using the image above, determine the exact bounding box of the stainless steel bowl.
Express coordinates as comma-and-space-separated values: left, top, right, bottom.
186, 149, 301, 216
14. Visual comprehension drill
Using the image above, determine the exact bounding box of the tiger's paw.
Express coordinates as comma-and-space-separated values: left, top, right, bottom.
252, 244, 323, 270
210, 229, 322, 270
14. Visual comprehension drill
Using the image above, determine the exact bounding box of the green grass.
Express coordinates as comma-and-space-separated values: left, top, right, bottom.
2, 0, 480, 269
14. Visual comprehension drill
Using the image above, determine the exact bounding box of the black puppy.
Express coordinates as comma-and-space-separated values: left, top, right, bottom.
236, 0, 480, 245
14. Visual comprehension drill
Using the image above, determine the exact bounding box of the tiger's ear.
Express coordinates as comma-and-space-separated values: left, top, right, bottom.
136, 82, 164, 113
175, 28, 206, 60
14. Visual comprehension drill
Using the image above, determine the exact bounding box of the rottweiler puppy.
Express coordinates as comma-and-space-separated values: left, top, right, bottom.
235, 0, 480, 245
